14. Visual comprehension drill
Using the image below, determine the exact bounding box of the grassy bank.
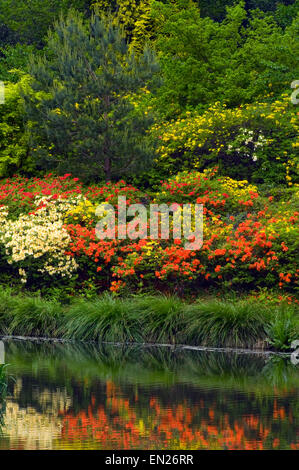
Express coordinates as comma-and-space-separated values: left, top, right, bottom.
0, 288, 298, 350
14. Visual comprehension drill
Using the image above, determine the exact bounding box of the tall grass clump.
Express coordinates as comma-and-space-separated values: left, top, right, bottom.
0, 364, 6, 391
0, 287, 64, 337
8, 296, 64, 337
134, 295, 187, 344
183, 300, 272, 348
0, 288, 19, 334
0, 287, 298, 350
61, 294, 144, 343
266, 306, 299, 350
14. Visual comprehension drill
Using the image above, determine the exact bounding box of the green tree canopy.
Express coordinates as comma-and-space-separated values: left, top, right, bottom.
197, 0, 298, 22
0, 0, 91, 46
152, 0, 299, 117
0, 74, 31, 177
25, 11, 160, 181
0, 44, 37, 82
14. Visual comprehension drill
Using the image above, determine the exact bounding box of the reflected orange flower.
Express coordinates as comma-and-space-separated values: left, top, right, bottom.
59, 380, 298, 450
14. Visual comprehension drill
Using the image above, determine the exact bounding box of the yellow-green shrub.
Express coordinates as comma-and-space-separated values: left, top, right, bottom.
151, 96, 299, 185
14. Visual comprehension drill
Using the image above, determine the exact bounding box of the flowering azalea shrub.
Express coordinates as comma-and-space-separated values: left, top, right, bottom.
0, 172, 298, 295
67, 173, 298, 295
0, 173, 83, 219
85, 180, 145, 206
151, 96, 299, 185
156, 169, 260, 212
0, 196, 79, 284
64, 180, 146, 226
111, 171, 297, 295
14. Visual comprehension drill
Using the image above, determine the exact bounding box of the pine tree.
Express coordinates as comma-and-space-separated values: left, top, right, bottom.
25, 11, 159, 181
92, 0, 154, 52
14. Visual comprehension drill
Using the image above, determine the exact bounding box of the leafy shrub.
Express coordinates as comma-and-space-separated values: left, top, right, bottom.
0, 173, 83, 219
266, 308, 299, 350
0, 172, 298, 295
152, 1, 299, 116
0, 76, 31, 177
0, 196, 79, 285
65, 171, 298, 294
151, 96, 299, 185
0, 44, 36, 82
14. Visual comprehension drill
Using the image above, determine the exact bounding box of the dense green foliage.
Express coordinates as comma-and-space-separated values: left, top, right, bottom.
197, 0, 298, 22
0, 0, 297, 345
1, 0, 296, 48
0, 288, 298, 349
0, 364, 8, 403
0, 75, 31, 177
152, 1, 299, 117
0, 0, 297, 182
0, 44, 37, 82
0, 173, 297, 297
151, 96, 299, 184
25, 12, 159, 181
0, 0, 90, 46
91, 0, 154, 51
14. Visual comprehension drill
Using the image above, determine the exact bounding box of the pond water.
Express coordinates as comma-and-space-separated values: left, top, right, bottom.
0, 340, 298, 450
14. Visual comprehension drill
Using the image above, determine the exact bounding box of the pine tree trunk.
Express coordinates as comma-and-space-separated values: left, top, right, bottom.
103, 95, 111, 182
104, 156, 111, 182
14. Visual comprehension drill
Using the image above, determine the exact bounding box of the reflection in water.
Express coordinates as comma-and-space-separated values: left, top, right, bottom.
0, 341, 298, 450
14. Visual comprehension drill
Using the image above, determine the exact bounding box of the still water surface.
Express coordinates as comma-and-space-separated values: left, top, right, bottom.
0, 340, 298, 450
